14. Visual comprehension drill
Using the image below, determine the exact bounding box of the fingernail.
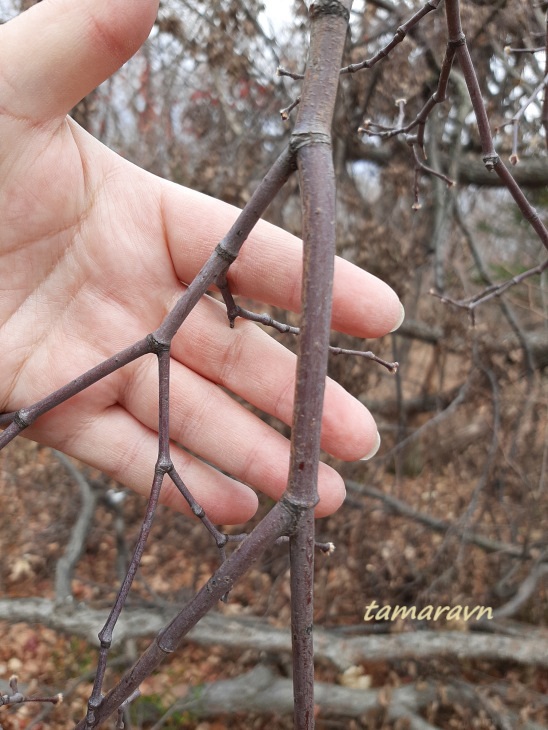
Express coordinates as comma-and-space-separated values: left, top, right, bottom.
389, 302, 405, 333
360, 431, 381, 461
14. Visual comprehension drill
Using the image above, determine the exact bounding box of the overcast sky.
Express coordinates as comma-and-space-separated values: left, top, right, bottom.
261, 0, 296, 33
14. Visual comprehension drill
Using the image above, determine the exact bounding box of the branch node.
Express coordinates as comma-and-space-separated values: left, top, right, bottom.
146, 333, 170, 354
215, 243, 237, 264
156, 457, 172, 475
309, 0, 350, 23
14, 409, 32, 429
448, 32, 466, 48
216, 533, 229, 549
290, 131, 331, 153
482, 153, 500, 171
192, 504, 206, 518
281, 493, 320, 518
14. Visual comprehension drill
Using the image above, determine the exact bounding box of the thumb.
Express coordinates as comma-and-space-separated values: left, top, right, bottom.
0, 0, 158, 123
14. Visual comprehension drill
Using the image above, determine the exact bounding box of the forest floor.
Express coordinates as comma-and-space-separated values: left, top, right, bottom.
1, 402, 547, 729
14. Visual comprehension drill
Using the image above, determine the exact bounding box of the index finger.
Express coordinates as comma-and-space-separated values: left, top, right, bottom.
160, 181, 403, 339
0, 0, 158, 124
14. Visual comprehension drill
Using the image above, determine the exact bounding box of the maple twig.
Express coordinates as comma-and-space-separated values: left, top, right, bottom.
277, 66, 304, 80
216, 278, 399, 373
0, 675, 62, 709
430, 258, 548, 311
74, 502, 292, 729
279, 0, 444, 122
280, 95, 301, 120
341, 0, 443, 74
445, 0, 548, 252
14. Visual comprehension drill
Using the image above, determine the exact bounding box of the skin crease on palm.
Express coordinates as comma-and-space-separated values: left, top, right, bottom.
0, 0, 403, 524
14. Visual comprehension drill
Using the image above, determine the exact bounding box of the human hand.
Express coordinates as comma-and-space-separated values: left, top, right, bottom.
0, 0, 403, 523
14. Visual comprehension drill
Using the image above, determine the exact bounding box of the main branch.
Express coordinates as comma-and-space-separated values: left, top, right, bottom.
283, 2, 352, 727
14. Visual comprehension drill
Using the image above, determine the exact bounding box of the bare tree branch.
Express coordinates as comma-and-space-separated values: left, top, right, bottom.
147, 666, 548, 730
2, 598, 548, 671
347, 481, 541, 559
52, 451, 98, 604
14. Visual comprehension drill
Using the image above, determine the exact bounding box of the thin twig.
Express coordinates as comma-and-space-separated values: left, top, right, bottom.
341, 0, 443, 74
0, 675, 62, 709
278, 0, 444, 122
346, 481, 537, 559
445, 0, 548, 252
216, 283, 399, 373
430, 258, 548, 311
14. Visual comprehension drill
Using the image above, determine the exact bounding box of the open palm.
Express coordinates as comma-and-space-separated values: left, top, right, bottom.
0, 0, 402, 523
